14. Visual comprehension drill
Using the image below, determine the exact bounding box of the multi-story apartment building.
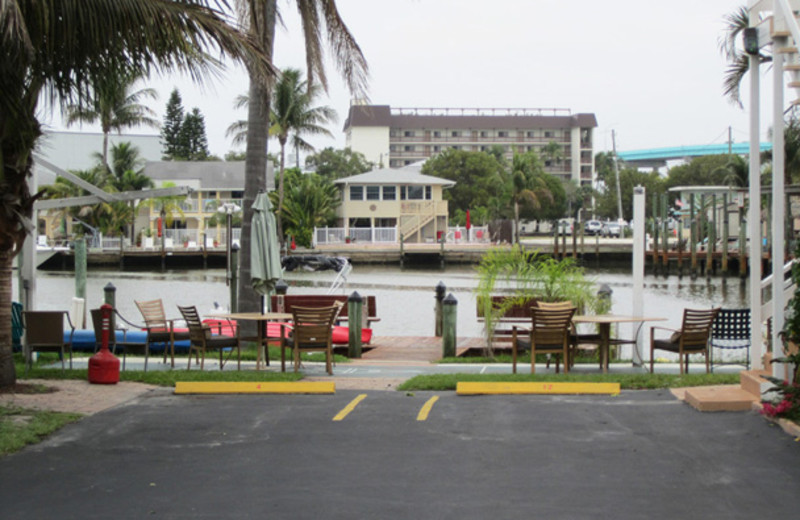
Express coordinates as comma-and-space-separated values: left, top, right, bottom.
343, 104, 598, 186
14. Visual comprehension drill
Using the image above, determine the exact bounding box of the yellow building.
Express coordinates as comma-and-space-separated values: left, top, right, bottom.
333, 163, 454, 243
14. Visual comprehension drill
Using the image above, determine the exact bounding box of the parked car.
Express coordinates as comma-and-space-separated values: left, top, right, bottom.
601, 221, 621, 238
584, 220, 602, 235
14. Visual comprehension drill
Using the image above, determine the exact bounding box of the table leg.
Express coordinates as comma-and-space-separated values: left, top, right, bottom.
280, 323, 286, 373
262, 320, 270, 367
600, 323, 611, 374
256, 324, 264, 371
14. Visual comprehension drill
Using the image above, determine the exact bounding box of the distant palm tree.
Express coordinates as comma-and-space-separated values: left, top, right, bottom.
65, 70, 160, 168
508, 153, 552, 245
103, 142, 154, 240
541, 141, 563, 167
269, 68, 336, 245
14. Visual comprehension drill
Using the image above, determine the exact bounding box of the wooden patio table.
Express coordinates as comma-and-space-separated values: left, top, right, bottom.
571, 315, 667, 373
208, 312, 293, 371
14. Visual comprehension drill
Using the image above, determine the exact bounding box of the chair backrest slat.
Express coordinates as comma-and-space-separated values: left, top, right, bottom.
531, 306, 575, 346
136, 299, 168, 329
680, 308, 719, 346
291, 304, 342, 346
177, 305, 207, 343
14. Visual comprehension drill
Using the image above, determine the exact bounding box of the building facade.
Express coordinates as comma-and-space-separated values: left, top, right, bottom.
333, 162, 454, 243
343, 104, 598, 186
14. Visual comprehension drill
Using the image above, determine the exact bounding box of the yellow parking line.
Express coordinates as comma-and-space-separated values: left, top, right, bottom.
457, 382, 620, 395
417, 396, 439, 421
333, 393, 367, 421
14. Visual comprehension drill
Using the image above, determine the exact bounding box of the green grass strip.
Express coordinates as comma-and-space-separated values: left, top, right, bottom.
0, 405, 82, 457
397, 372, 740, 391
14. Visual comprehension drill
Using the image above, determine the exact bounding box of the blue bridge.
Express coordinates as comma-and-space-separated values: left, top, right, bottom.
617, 142, 772, 167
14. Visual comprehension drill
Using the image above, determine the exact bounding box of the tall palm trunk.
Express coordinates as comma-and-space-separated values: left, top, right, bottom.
0, 250, 15, 388
238, 0, 277, 317
514, 200, 521, 246
276, 137, 287, 248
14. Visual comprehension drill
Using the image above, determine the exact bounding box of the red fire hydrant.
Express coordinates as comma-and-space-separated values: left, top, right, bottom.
88, 304, 120, 384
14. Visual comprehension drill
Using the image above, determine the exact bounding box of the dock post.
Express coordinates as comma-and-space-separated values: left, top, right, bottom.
661, 193, 669, 275
561, 226, 567, 260
399, 233, 405, 268
103, 282, 116, 307
74, 237, 87, 328
738, 200, 747, 279
435, 281, 446, 337
652, 193, 660, 275
553, 224, 559, 258
442, 293, 457, 358
707, 194, 715, 277
571, 225, 577, 259
440, 236, 445, 268
202, 232, 208, 269
230, 244, 239, 313
722, 193, 729, 275
690, 193, 697, 278
348, 291, 364, 358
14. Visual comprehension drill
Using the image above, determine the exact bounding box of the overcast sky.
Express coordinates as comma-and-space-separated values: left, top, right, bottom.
44, 0, 775, 162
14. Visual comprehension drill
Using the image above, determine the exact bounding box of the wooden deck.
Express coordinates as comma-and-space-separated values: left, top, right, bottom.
336, 336, 486, 363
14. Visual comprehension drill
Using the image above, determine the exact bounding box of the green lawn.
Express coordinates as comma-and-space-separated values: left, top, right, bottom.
0, 405, 82, 457
398, 372, 741, 391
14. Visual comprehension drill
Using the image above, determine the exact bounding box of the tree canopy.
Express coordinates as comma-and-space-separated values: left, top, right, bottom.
305, 147, 373, 179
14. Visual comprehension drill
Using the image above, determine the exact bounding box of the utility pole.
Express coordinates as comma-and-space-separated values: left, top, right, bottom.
612, 130, 623, 222
728, 126, 733, 156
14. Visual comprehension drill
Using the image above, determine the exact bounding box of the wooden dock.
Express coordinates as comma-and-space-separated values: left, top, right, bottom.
335, 336, 486, 363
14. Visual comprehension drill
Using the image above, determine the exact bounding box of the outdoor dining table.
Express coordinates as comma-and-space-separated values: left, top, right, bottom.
207, 312, 293, 371
571, 314, 667, 373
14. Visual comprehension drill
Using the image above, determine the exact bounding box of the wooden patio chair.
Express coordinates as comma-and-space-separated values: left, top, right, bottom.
135, 299, 190, 369
536, 301, 603, 369
512, 305, 576, 374
177, 305, 241, 371
650, 307, 720, 374
22, 310, 74, 375
282, 303, 343, 376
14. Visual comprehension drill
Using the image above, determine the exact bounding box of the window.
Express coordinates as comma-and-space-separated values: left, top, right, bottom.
425, 186, 432, 199
451, 131, 460, 137
480, 131, 488, 138
526, 131, 535, 138
544, 131, 554, 138
480, 146, 488, 151
404, 130, 415, 137
390, 145, 397, 152
231, 190, 243, 199
433, 131, 441, 138
498, 131, 508, 138
407, 185, 424, 199
349, 186, 363, 201
404, 160, 412, 165
433, 145, 441, 152
383, 186, 396, 200
452, 145, 461, 150
404, 145, 415, 152
366, 186, 380, 200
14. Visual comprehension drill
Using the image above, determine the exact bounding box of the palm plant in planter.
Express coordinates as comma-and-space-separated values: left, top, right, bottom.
475, 247, 600, 356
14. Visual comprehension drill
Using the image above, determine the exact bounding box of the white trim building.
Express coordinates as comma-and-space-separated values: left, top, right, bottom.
343, 104, 598, 186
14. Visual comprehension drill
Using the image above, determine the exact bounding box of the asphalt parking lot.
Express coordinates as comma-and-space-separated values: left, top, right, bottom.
2, 388, 799, 519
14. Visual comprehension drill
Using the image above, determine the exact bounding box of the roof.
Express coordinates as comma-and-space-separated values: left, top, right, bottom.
334, 164, 455, 187
144, 161, 275, 190
344, 105, 597, 131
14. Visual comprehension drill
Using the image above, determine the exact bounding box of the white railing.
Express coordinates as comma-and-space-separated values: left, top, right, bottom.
313, 227, 398, 245
761, 259, 795, 319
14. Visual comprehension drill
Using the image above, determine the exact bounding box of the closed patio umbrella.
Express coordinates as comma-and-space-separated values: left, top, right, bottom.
250, 192, 283, 311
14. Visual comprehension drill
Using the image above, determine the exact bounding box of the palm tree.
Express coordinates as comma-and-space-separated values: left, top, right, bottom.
720, 6, 771, 107
270, 68, 336, 246
541, 141, 563, 168
103, 142, 155, 241
234, 0, 368, 317
65, 70, 160, 169
508, 153, 552, 245
270, 168, 339, 247
0, 1, 270, 389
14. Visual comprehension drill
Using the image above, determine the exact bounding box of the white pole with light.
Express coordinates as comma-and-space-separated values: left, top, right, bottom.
632, 185, 645, 366
218, 202, 241, 287
745, 23, 763, 369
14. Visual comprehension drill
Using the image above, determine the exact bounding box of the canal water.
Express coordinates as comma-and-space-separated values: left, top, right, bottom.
17, 264, 749, 344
